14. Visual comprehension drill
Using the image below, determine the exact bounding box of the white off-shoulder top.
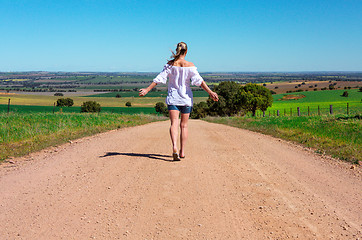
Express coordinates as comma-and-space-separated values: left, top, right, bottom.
153, 64, 204, 106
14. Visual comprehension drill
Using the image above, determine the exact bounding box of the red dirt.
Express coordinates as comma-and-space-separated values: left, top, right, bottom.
0, 120, 361, 239
279, 94, 306, 100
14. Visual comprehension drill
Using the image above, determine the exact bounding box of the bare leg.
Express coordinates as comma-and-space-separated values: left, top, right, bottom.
169, 110, 180, 153
179, 113, 190, 158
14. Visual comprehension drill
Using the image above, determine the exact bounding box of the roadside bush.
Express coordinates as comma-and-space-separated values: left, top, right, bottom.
207, 81, 242, 116
191, 102, 208, 119
56, 98, 74, 107
125, 101, 132, 107
54, 92, 64, 96
155, 102, 168, 116
81, 101, 101, 113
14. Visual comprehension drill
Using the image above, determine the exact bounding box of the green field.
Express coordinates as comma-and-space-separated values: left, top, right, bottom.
0, 112, 165, 161
271, 89, 361, 108
206, 114, 361, 164
257, 89, 362, 116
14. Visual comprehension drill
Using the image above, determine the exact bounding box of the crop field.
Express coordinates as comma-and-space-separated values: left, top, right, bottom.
0, 93, 166, 107
266, 89, 362, 115
260, 80, 361, 94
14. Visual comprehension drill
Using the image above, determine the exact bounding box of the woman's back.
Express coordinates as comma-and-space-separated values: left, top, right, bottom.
170, 59, 195, 68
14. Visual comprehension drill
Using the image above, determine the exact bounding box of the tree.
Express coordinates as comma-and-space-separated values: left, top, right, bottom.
81, 101, 101, 112
207, 81, 242, 116
329, 84, 335, 90
191, 101, 208, 119
125, 101, 132, 107
54, 92, 64, 96
65, 98, 74, 107
239, 83, 273, 116
155, 102, 167, 115
359, 87, 362, 92
115, 93, 121, 98
56, 98, 74, 107
342, 91, 349, 97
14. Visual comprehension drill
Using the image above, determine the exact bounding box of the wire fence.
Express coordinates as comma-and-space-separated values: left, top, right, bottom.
253, 102, 361, 117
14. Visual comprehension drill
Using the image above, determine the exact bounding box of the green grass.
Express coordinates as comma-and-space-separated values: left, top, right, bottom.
0, 104, 157, 114
205, 114, 361, 164
0, 112, 165, 161
268, 89, 362, 115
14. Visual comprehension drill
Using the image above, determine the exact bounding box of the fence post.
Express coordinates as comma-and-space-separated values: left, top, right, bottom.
347, 103, 349, 115
330, 105, 333, 115
318, 106, 320, 116
308, 106, 310, 116
297, 107, 300, 116
8, 98, 10, 114
277, 110, 280, 116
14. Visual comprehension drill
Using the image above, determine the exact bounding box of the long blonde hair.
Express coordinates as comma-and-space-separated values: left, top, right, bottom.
167, 42, 188, 65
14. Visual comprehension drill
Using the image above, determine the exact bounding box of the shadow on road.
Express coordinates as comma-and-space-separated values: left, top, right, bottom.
99, 152, 174, 162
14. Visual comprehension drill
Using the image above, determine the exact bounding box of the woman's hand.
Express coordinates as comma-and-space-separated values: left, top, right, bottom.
209, 91, 219, 101
139, 88, 149, 97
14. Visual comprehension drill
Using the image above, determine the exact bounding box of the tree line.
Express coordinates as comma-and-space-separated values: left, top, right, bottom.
155, 82, 273, 118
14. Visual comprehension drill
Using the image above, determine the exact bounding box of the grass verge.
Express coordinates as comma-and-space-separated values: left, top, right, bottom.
0, 112, 166, 161
205, 114, 361, 164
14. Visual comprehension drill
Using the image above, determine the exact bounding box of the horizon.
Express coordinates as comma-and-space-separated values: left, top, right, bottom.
2, 70, 362, 74
1, 0, 362, 72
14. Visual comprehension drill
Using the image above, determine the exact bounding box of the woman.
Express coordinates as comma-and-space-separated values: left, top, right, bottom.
139, 42, 218, 161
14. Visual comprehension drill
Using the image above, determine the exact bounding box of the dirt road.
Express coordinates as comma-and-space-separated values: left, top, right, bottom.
0, 120, 361, 239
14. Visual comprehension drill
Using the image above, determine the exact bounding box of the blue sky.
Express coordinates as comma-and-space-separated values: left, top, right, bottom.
1, 0, 361, 72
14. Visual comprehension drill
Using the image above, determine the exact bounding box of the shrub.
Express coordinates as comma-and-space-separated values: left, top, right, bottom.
125, 101, 132, 107
342, 91, 349, 97
191, 102, 208, 119
329, 84, 335, 90
270, 90, 277, 95
154, 102, 167, 115
81, 101, 101, 112
56, 98, 74, 107
54, 92, 64, 96
207, 81, 242, 116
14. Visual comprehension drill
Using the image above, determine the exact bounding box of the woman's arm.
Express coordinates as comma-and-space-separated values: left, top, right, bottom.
201, 81, 219, 101
139, 82, 157, 97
